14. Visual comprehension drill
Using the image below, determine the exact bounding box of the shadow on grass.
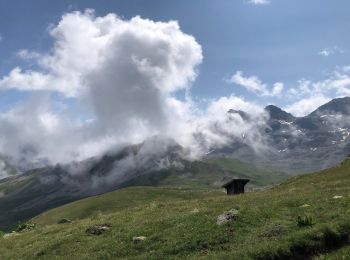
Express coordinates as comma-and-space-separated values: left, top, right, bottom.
255, 221, 350, 260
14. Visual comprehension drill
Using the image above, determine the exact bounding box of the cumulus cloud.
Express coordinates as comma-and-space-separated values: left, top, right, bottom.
1, 10, 202, 97
0, 10, 205, 165
284, 95, 331, 117
228, 71, 283, 97
0, 10, 271, 168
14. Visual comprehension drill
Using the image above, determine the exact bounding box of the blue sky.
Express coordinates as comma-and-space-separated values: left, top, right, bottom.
0, 0, 350, 115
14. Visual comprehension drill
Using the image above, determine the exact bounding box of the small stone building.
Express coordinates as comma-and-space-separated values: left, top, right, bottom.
222, 178, 250, 195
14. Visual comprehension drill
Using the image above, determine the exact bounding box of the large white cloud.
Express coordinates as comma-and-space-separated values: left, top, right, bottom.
0, 10, 202, 97
0, 10, 204, 164
0, 10, 269, 166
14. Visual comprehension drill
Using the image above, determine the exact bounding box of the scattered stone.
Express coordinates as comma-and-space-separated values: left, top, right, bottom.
86, 224, 111, 235
333, 195, 343, 199
57, 218, 72, 224
300, 204, 311, 208
133, 236, 147, 243
217, 209, 239, 225
3, 232, 19, 239
191, 208, 199, 213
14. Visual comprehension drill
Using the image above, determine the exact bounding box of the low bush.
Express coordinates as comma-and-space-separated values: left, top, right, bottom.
297, 215, 314, 227
16, 222, 36, 232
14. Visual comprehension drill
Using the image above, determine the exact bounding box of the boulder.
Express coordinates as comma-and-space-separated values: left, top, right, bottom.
217, 209, 239, 225
133, 236, 147, 243
86, 224, 111, 235
57, 218, 72, 224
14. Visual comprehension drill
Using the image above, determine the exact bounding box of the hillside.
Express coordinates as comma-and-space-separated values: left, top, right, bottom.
0, 157, 286, 232
1, 158, 350, 259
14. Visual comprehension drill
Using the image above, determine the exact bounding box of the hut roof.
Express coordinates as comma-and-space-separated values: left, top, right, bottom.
222, 178, 250, 188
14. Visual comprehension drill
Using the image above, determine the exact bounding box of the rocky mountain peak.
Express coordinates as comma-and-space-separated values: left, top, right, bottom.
264, 105, 295, 121
309, 97, 350, 117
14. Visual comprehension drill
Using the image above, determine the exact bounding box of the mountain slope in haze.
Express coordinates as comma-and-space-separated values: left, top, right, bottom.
0, 156, 21, 179
214, 97, 350, 174
1, 157, 350, 259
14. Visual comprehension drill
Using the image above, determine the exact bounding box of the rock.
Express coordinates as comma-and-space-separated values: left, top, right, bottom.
191, 208, 199, 213
133, 236, 147, 243
86, 224, 111, 235
217, 209, 239, 225
3, 232, 19, 239
57, 218, 72, 224
300, 204, 311, 208
333, 195, 343, 199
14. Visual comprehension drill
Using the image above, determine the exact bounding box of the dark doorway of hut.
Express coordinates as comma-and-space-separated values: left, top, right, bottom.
222, 178, 250, 195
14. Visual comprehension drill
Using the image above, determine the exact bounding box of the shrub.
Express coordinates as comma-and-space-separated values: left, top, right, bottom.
297, 215, 315, 227
16, 222, 36, 232
0, 230, 4, 237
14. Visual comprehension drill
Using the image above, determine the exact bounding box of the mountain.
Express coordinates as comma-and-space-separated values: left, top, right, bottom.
309, 96, 350, 116
0, 156, 21, 179
265, 105, 295, 122
1, 157, 350, 259
213, 97, 350, 174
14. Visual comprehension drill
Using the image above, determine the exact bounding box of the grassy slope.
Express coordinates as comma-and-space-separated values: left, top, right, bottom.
1, 159, 350, 259
0, 157, 286, 232
124, 157, 288, 189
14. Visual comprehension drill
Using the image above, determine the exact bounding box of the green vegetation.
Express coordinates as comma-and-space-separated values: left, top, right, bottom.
0, 158, 350, 259
16, 222, 36, 233
297, 215, 315, 227
122, 157, 288, 189
205, 157, 288, 186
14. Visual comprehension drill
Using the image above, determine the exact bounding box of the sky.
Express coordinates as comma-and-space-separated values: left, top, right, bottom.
0, 0, 349, 166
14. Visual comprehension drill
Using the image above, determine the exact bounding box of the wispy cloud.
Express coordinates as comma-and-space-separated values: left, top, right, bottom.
319, 46, 343, 57
247, 0, 270, 5
227, 71, 283, 97
287, 66, 350, 98
0, 33, 2, 42
284, 65, 350, 116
